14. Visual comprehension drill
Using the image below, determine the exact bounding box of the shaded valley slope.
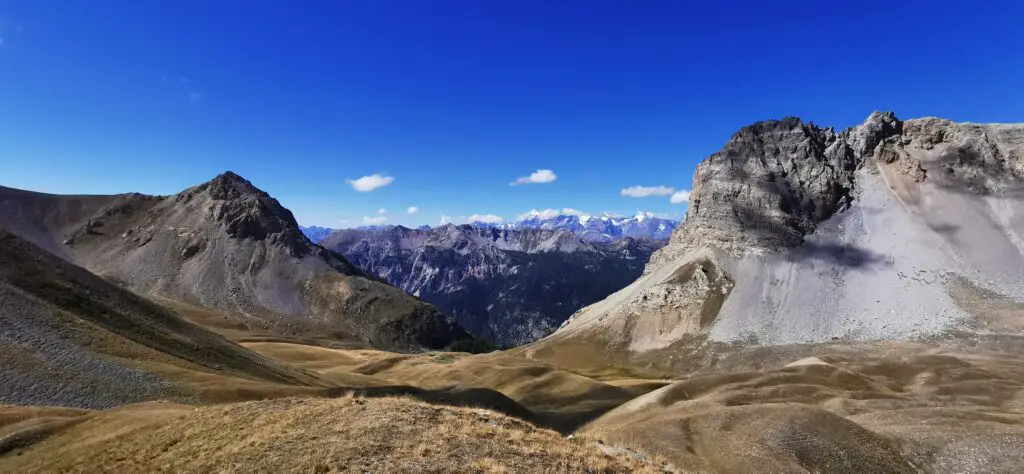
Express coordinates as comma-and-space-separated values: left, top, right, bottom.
321, 224, 663, 346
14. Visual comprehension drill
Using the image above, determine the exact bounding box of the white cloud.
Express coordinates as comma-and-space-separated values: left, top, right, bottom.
347, 174, 394, 192
670, 189, 691, 204
621, 185, 675, 198
362, 216, 387, 225
516, 208, 586, 221
407, 206, 419, 214
467, 214, 503, 224
378, 208, 386, 214
510, 169, 557, 186
634, 211, 674, 220
518, 209, 559, 220
439, 215, 453, 225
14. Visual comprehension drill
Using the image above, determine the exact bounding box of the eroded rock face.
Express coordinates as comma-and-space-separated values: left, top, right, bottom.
179, 171, 314, 259
651, 112, 903, 267
550, 112, 1024, 351
626, 256, 734, 351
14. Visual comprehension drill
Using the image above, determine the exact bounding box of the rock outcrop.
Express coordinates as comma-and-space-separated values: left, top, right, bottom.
651, 112, 901, 265
547, 112, 1024, 353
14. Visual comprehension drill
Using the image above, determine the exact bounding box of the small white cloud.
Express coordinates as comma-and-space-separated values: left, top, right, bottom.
439, 215, 453, 225
362, 216, 387, 225
407, 206, 419, 214
518, 209, 555, 220
347, 174, 395, 192
621, 185, 675, 198
467, 214, 503, 224
634, 211, 673, 220
670, 189, 691, 204
378, 208, 386, 214
516, 208, 586, 221
510, 169, 557, 186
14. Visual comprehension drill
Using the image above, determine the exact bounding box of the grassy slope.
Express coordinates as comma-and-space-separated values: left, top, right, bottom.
0, 229, 328, 408
0, 397, 660, 473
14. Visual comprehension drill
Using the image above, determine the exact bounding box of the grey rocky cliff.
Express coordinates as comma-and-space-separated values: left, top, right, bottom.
550, 112, 1024, 351
650, 112, 902, 268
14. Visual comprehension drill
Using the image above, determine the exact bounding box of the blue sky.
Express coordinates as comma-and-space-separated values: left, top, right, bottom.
1, 1, 1022, 227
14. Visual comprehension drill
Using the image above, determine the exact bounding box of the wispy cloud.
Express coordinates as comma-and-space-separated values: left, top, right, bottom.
467, 214, 503, 224
621, 185, 674, 198
347, 174, 394, 192
438, 214, 503, 225
517, 208, 586, 221
161, 74, 204, 104
634, 210, 674, 219
378, 208, 386, 214
670, 189, 691, 204
407, 206, 419, 214
362, 216, 387, 225
510, 169, 557, 186
0, 20, 24, 48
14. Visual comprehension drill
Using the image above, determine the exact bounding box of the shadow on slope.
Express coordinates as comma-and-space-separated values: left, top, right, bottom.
0, 229, 327, 408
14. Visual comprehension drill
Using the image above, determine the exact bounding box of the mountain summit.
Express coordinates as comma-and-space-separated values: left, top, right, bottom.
0, 172, 476, 352
544, 112, 1024, 360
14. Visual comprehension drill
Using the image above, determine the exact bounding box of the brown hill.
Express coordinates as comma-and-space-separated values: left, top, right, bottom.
0, 397, 660, 473
581, 347, 1024, 472
0, 172, 475, 351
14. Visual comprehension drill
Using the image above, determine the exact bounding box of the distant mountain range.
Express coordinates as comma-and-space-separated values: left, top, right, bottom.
299, 225, 334, 244
300, 212, 678, 244
318, 224, 665, 346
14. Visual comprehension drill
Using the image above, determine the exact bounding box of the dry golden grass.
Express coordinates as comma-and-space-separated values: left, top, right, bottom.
243, 341, 663, 432
0, 397, 661, 473
581, 349, 1024, 472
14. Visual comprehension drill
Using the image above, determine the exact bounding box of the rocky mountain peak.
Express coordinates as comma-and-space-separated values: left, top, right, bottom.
846, 111, 903, 158
175, 172, 314, 258
204, 171, 266, 200
650, 112, 904, 267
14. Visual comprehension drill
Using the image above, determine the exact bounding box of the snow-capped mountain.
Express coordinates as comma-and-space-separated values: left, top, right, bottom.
302, 213, 678, 244
319, 224, 665, 346
510, 212, 678, 242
